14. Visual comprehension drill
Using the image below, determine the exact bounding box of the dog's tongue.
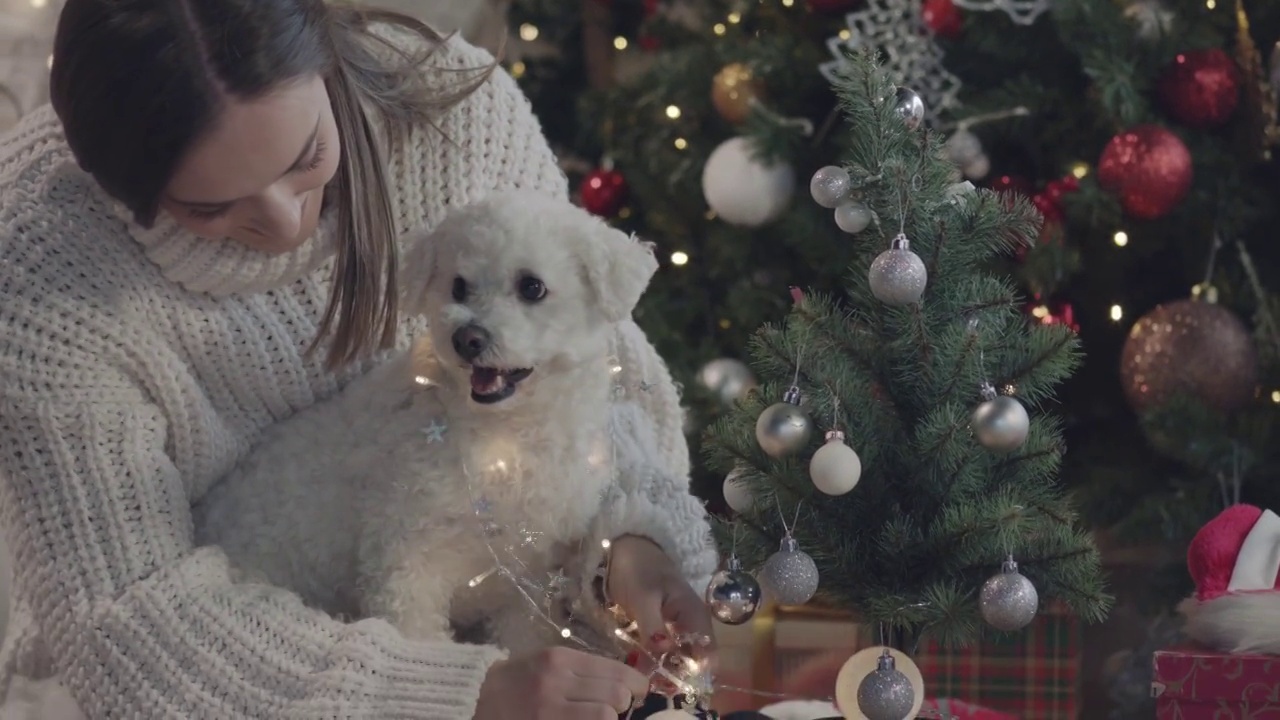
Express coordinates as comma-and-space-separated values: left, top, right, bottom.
470, 367, 502, 393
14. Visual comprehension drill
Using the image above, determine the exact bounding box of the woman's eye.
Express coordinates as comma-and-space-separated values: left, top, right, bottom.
452, 277, 468, 302
186, 205, 231, 221
518, 276, 547, 302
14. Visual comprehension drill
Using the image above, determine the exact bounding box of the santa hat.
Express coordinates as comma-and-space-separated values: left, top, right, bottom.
1181, 504, 1280, 654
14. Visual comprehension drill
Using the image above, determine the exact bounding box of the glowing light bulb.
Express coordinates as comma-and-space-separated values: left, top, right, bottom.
618, 207, 632, 219
519, 23, 539, 41
665, 105, 682, 119
727, 11, 742, 23
560, 627, 572, 638
469, 568, 496, 587
671, 251, 689, 266
46, 55, 53, 70
601, 539, 612, 550
713, 23, 727, 35
1110, 304, 1124, 321
839, 29, 852, 40
31, 0, 47, 8
614, 628, 628, 638
1113, 231, 1129, 247
1031, 305, 1049, 319
510, 61, 526, 79
1070, 162, 1089, 179
674, 137, 688, 150
414, 375, 433, 386
1206, 0, 1215, 8
614, 36, 628, 50
1271, 390, 1280, 403
782, 0, 795, 5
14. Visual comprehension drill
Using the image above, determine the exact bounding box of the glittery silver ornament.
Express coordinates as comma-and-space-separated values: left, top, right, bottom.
755, 386, 813, 457
705, 555, 762, 625
868, 234, 927, 306
972, 384, 1030, 452
893, 87, 926, 130
856, 650, 917, 720
834, 201, 873, 234
760, 535, 819, 605
980, 556, 1040, 631
946, 129, 984, 166
810, 165, 853, 209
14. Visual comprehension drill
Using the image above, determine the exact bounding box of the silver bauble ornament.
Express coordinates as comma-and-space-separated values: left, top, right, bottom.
698, 357, 757, 405
760, 535, 819, 605
834, 201, 873, 234
705, 555, 762, 625
856, 650, 917, 720
809, 430, 861, 496
723, 468, 754, 514
755, 386, 813, 457
868, 235, 927, 306
810, 165, 853, 209
893, 87, 926, 130
972, 386, 1030, 452
980, 556, 1039, 631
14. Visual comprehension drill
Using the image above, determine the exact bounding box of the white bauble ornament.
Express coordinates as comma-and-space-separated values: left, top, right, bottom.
946, 129, 984, 166
723, 469, 754, 513
698, 357, 756, 405
702, 136, 795, 227
649, 711, 696, 719
962, 154, 991, 180
809, 431, 862, 496
834, 201, 873, 234
835, 647, 925, 720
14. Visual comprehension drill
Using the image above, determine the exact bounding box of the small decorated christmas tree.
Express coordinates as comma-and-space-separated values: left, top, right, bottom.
700, 49, 1110, 714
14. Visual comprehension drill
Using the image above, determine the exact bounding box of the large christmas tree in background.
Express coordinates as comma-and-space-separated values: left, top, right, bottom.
507, 0, 1280, 605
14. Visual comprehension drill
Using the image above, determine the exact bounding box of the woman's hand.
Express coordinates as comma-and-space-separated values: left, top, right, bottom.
474, 646, 649, 720
606, 535, 717, 666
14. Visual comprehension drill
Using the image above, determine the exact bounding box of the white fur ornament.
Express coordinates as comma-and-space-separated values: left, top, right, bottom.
1180, 504, 1280, 654
702, 136, 795, 227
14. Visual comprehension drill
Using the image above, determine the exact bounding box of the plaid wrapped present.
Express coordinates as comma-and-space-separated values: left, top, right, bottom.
742, 603, 1081, 720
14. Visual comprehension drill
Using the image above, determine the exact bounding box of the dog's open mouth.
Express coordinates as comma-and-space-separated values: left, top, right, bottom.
469, 366, 533, 404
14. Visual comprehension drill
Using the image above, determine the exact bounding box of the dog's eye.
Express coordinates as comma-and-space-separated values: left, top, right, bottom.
451, 277, 468, 302
517, 275, 547, 302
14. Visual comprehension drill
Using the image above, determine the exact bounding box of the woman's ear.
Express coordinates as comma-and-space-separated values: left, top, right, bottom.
580, 226, 658, 323
399, 227, 439, 315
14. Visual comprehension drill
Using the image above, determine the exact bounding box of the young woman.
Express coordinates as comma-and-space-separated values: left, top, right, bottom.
0, 1, 719, 717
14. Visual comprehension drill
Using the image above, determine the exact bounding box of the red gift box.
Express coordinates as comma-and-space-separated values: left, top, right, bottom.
924, 698, 1018, 719
1152, 646, 1280, 719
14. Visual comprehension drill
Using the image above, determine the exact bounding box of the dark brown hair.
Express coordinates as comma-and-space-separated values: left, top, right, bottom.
50, 0, 494, 368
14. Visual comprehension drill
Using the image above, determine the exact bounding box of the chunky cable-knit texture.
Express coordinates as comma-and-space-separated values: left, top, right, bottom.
0, 28, 711, 719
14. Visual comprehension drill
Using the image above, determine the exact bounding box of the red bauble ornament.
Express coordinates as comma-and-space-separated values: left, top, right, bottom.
1158, 49, 1240, 129
1031, 193, 1063, 224
807, 0, 859, 12
922, 0, 964, 39
580, 168, 628, 217
988, 174, 1035, 197
1097, 125, 1193, 220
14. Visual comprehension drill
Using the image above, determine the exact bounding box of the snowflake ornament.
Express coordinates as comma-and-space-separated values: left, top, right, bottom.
820, 0, 962, 125
952, 0, 1053, 26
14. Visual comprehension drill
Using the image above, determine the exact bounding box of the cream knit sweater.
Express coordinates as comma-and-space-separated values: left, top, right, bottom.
0, 30, 715, 719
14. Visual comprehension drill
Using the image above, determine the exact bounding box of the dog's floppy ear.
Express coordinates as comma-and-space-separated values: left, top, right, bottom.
580, 224, 658, 323
399, 227, 440, 315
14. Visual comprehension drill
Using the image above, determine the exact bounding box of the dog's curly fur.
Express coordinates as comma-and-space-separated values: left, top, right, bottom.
194, 191, 658, 655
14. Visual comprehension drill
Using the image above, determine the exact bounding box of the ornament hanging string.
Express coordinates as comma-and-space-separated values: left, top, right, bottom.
946, 106, 1030, 133
1236, 240, 1280, 357
747, 97, 816, 137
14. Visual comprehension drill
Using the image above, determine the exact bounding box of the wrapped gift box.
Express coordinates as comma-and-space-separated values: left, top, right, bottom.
1152, 646, 1280, 719
734, 603, 1080, 719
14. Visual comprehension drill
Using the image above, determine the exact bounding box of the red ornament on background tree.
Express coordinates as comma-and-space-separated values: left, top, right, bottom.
807, 0, 860, 13
580, 166, 628, 217
1097, 125, 1193, 220
1158, 49, 1241, 129
1026, 295, 1079, 333
922, 0, 964, 39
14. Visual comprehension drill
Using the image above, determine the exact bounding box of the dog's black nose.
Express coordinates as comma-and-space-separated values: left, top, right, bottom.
451, 324, 492, 361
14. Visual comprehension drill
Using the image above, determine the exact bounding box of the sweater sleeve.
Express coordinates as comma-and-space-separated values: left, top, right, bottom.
0, 391, 505, 718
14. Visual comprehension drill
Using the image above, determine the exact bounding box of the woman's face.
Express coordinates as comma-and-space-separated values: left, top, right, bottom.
160, 75, 341, 255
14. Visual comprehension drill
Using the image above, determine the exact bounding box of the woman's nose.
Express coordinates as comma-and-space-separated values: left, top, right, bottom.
253, 186, 305, 240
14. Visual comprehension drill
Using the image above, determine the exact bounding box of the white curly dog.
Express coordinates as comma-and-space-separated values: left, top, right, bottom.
194, 190, 660, 655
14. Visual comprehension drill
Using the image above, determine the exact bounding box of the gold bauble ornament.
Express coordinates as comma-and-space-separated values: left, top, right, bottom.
712, 63, 765, 124
1120, 296, 1258, 415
